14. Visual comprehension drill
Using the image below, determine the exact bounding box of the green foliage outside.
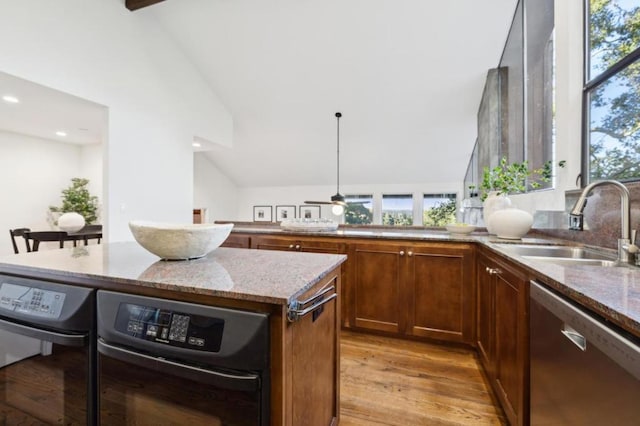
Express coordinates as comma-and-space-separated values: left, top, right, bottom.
49, 178, 99, 224
345, 203, 373, 224
382, 212, 413, 226
423, 199, 457, 226
480, 157, 565, 200
588, 0, 640, 181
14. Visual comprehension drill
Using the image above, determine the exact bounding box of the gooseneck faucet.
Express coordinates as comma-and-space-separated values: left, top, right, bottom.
569, 180, 631, 263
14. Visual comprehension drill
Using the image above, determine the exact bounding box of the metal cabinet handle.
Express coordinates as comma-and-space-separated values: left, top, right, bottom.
486, 267, 501, 275
287, 285, 337, 322
289, 244, 295, 249
295, 244, 301, 250
399, 251, 405, 256
408, 251, 413, 257
561, 325, 587, 351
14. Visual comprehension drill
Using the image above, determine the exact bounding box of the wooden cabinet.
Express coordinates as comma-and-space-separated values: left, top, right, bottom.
477, 249, 528, 426
251, 235, 343, 254
220, 233, 251, 248
347, 241, 475, 344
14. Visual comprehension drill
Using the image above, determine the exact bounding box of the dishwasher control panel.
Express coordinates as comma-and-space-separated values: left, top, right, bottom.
0, 282, 66, 319
115, 302, 224, 352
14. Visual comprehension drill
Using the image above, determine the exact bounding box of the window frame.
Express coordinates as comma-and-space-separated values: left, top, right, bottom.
582, 0, 640, 186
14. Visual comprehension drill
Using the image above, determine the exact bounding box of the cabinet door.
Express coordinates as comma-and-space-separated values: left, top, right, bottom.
494, 261, 527, 426
405, 244, 474, 344
220, 233, 251, 248
350, 243, 404, 334
298, 239, 343, 254
476, 254, 496, 377
251, 235, 297, 251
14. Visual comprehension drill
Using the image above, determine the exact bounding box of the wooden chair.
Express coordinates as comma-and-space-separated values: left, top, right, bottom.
9, 228, 31, 254
23, 231, 68, 252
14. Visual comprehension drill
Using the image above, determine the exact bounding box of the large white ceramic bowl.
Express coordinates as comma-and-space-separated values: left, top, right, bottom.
129, 221, 233, 260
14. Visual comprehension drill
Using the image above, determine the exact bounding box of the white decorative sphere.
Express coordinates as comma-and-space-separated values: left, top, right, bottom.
58, 212, 86, 233
490, 208, 533, 240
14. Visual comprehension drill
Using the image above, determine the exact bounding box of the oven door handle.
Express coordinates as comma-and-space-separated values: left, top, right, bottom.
98, 339, 261, 392
0, 317, 87, 346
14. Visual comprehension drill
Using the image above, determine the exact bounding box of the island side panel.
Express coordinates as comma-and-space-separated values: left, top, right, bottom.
282, 267, 341, 426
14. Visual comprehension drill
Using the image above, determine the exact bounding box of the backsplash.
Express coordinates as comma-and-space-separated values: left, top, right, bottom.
533, 181, 640, 250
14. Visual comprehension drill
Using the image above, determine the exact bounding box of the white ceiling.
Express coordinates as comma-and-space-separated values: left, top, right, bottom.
147, 0, 518, 188
0, 71, 106, 145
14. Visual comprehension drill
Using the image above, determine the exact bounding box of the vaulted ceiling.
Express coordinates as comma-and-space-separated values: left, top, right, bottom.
141, 0, 518, 188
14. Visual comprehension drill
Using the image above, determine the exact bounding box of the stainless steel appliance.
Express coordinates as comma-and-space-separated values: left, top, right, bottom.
96, 290, 270, 425
0, 274, 96, 425
530, 280, 640, 425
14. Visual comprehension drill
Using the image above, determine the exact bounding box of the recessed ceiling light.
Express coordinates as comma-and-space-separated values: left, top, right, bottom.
56, 131, 67, 137
2, 95, 19, 104
192, 142, 201, 148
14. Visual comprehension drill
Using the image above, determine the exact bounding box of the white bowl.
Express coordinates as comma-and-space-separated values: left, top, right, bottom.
129, 221, 233, 260
445, 223, 476, 235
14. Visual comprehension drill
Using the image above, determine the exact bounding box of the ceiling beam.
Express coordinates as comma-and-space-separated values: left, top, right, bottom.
125, 0, 166, 11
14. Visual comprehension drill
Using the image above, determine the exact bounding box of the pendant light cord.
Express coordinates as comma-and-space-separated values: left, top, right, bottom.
336, 112, 341, 194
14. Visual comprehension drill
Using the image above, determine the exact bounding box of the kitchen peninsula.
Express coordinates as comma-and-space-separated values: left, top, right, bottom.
0, 242, 346, 426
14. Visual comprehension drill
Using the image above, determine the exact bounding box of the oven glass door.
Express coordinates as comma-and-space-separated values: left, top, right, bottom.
99, 354, 262, 426
0, 329, 90, 425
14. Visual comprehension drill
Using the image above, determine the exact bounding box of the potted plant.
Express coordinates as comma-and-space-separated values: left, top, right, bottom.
480, 157, 565, 237
49, 178, 99, 231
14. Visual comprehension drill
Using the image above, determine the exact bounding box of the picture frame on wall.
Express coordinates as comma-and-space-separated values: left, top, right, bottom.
253, 205, 273, 222
275, 205, 296, 221
299, 205, 321, 219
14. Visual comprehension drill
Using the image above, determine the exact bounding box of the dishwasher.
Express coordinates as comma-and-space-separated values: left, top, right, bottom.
530, 280, 640, 425
96, 290, 270, 425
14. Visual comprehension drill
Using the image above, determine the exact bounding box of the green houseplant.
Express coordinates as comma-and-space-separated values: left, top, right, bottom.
49, 178, 99, 224
480, 157, 565, 200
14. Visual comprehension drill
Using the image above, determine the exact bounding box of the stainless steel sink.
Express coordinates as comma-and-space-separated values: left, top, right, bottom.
494, 244, 618, 267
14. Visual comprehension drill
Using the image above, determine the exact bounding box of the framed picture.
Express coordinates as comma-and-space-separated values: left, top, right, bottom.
299, 205, 321, 219
275, 205, 296, 221
253, 205, 273, 222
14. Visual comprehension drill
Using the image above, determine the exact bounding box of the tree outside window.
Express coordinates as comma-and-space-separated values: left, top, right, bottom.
586, 0, 640, 182
344, 194, 373, 225
423, 194, 457, 226
382, 194, 413, 226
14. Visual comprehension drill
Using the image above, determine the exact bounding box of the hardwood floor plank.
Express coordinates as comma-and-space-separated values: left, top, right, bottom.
340, 331, 506, 425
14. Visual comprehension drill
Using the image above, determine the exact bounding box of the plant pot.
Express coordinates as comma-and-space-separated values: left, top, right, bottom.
489, 208, 533, 239
483, 191, 511, 234
58, 212, 86, 233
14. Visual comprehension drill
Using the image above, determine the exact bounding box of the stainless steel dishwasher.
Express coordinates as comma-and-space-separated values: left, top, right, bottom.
530, 280, 640, 425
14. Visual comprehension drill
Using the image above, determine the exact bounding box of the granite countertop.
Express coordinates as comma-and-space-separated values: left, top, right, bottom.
0, 242, 346, 305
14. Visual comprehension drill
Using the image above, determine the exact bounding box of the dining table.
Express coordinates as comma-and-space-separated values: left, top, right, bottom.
22, 226, 102, 252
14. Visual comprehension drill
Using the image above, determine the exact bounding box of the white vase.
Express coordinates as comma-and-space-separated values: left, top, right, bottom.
58, 212, 86, 233
483, 191, 511, 234
490, 208, 533, 239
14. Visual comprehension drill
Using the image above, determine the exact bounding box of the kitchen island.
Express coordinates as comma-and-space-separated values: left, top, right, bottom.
0, 242, 346, 426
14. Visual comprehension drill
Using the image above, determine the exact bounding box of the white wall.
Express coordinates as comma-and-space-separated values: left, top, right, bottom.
235, 182, 463, 224
0, 0, 232, 242
193, 153, 239, 222
0, 131, 101, 255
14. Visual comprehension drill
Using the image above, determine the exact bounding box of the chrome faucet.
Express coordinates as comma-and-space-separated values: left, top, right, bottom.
569, 180, 631, 263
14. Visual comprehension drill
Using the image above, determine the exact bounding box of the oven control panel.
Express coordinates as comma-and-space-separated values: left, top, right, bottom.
0, 282, 66, 319
115, 303, 224, 352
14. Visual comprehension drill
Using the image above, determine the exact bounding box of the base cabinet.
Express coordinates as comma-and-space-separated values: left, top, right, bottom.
347, 242, 475, 344
477, 249, 528, 426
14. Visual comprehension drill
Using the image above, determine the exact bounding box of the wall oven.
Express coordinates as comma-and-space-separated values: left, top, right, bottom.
0, 274, 96, 425
96, 290, 270, 426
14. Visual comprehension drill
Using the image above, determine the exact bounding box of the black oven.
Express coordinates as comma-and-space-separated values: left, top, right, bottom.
0, 274, 96, 425
96, 290, 270, 426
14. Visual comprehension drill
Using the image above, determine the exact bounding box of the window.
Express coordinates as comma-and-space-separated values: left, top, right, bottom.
382, 194, 413, 226
585, 0, 640, 183
423, 194, 457, 227
344, 194, 373, 225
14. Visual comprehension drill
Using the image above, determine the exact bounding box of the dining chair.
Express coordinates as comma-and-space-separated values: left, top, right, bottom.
23, 231, 68, 252
9, 228, 31, 254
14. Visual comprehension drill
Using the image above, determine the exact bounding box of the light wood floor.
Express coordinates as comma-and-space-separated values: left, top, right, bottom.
340, 331, 507, 425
